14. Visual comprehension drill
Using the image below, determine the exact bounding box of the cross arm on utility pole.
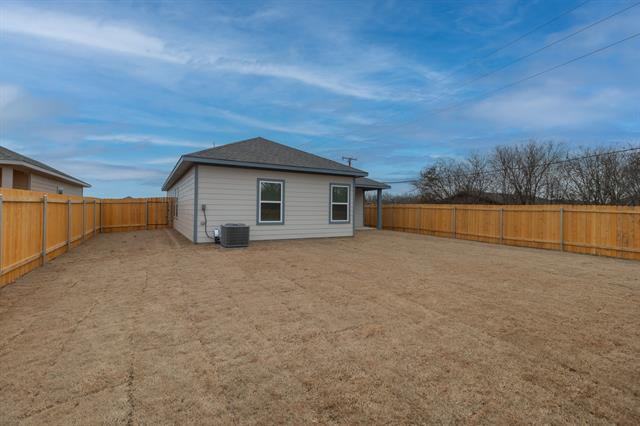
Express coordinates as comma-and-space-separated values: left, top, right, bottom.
342, 156, 357, 167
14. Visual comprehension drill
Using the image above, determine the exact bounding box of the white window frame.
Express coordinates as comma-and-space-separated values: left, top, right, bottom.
257, 179, 284, 225
330, 184, 350, 223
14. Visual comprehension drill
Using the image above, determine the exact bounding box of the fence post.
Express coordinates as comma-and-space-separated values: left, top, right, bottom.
82, 199, 86, 241
145, 200, 149, 230
559, 207, 564, 252
100, 201, 104, 233
499, 208, 504, 244
67, 199, 72, 250
42, 195, 48, 265
451, 206, 456, 239
416, 206, 422, 234
0, 194, 3, 274
376, 189, 382, 230
92, 200, 97, 237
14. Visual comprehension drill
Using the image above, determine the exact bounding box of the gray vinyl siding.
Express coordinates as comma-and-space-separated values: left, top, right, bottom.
167, 166, 195, 242
355, 188, 364, 228
30, 173, 84, 196
196, 166, 354, 242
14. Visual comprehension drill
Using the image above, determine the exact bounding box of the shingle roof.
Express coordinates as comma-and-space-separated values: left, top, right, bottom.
0, 146, 90, 187
163, 137, 367, 190
355, 177, 390, 189
188, 137, 366, 175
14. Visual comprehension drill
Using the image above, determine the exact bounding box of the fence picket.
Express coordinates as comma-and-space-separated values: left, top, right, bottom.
365, 203, 639, 261
0, 188, 174, 287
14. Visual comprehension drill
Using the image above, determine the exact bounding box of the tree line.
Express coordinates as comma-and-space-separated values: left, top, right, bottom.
382, 141, 639, 205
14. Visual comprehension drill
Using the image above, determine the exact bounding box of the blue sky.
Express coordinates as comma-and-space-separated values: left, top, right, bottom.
0, 0, 638, 197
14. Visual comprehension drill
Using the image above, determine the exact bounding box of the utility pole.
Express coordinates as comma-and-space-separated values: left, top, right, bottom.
342, 156, 357, 167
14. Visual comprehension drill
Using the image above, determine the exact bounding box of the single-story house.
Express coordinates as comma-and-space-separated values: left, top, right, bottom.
0, 146, 90, 196
162, 137, 389, 243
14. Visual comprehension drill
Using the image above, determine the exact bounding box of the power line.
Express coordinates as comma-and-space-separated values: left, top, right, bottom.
349, 30, 640, 147
436, 0, 591, 83
384, 146, 640, 184
433, 1, 640, 102
433, 31, 640, 116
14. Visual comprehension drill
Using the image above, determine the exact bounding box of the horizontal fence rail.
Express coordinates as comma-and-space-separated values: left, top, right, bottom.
364, 203, 640, 261
0, 188, 174, 286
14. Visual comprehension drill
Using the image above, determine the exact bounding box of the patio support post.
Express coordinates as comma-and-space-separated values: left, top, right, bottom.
376, 189, 382, 230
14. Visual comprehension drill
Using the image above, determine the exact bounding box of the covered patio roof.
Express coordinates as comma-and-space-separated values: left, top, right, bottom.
355, 177, 390, 190
355, 177, 388, 230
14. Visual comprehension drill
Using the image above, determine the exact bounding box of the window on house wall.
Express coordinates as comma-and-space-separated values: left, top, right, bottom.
330, 184, 350, 223
12, 170, 29, 190
258, 180, 284, 224
57, 186, 64, 194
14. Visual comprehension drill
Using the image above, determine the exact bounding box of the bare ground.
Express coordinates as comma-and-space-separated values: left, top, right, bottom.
0, 229, 639, 425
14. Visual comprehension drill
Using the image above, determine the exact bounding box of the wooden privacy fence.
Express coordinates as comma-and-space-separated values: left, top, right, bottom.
365, 203, 640, 261
0, 188, 174, 286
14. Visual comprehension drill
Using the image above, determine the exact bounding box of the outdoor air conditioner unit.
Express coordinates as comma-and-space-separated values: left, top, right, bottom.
220, 223, 250, 248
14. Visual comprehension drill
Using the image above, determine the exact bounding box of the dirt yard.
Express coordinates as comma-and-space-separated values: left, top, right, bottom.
1, 230, 639, 424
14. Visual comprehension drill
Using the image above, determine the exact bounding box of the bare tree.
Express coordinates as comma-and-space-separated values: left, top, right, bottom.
622, 151, 640, 205
410, 141, 636, 206
563, 147, 631, 205
465, 153, 492, 195
413, 159, 461, 201
491, 141, 566, 204
366, 192, 425, 204
413, 155, 490, 202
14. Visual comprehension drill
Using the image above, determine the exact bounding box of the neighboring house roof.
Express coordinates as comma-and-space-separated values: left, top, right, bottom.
0, 146, 91, 187
355, 177, 390, 190
162, 137, 368, 190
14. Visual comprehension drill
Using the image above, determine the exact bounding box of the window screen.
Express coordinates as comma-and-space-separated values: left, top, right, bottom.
258, 180, 283, 223
330, 184, 349, 222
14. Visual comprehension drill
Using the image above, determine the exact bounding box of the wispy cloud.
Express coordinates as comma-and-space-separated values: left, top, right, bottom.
469, 86, 632, 129
207, 107, 335, 136
207, 7, 286, 25
0, 84, 65, 129
1, 7, 186, 63
144, 157, 181, 165
0, 84, 21, 107
208, 58, 397, 101
0, 5, 423, 101
85, 134, 208, 148
59, 160, 167, 189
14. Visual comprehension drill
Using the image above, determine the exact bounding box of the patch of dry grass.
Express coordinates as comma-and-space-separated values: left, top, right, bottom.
1, 229, 639, 424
